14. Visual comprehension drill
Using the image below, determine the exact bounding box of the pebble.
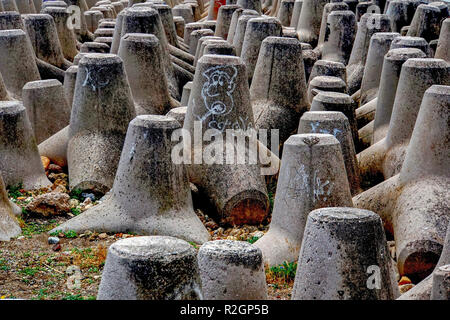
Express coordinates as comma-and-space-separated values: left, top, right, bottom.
17, 236, 25, 240
69, 199, 80, 208
25, 192, 71, 216
41, 156, 50, 170
399, 283, 414, 294
98, 233, 108, 239
52, 243, 61, 251
48, 236, 60, 244
82, 193, 96, 202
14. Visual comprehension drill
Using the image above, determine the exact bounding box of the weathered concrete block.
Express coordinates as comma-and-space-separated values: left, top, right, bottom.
118, 33, 173, 115
371, 48, 426, 145
0, 29, 40, 99
251, 36, 309, 146
183, 54, 269, 225
0, 173, 21, 241
198, 240, 267, 299
241, 17, 282, 84
255, 134, 353, 266
322, 10, 356, 65
355, 85, 450, 282
22, 79, 71, 144
295, 0, 328, 47
435, 18, 449, 62
97, 236, 202, 300
358, 59, 449, 184
0, 101, 51, 189
299, 112, 361, 196
68, 53, 135, 194
346, 13, 391, 95
291, 207, 399, 300
215, 4, 240, 40
232, 11, 259, 56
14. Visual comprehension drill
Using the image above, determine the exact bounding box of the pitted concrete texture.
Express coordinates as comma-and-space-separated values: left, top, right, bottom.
0, 29, 40, 99
118, 33, 173, 115
359, 32, 400, 106
251, 37, 309, 146
346, 13, 392, 95
183, 54, 269, 226
291, 207, 399, 300
241, 17, 282, 84
322, 10, 356, 65
22, 79, 71, 144
255, 134, 353, 266
97, 236, 202, 300
299, 111, 361, 196
307, 75, 347, 103
68, 53, 136, 194
295, 0, 328, 47
358, 59, 449, 184
0, 173, 21, 241
54, 115, 210, 244
355, 85, 450, 282
390, 36, 430, 57
435, 18, 449, 62
215, 4, 240, 40
198, 240, 267, 300
308, 60, 347, 85
371, 48, 426, 144
0, 101, 51, 190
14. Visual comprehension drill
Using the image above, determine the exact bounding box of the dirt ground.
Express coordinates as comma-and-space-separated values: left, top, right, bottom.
0, 170, 293, 300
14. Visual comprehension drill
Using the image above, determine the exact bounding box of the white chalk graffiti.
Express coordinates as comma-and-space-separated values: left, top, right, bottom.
193, 65, 252, 133
313, 170, 333, 203
82, 66, 110, 91
310, 121, 342, 137
282, 163, 334, 206
283, 163, 309, 207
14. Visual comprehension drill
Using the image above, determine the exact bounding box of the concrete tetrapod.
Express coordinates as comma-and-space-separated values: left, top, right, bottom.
371, 48, 426, 145
226, 8, 244, 45
307, 75, 347, 104
118, 33, 173, 115
120, 7, 180, 100
215, 4, 240, 40
435, 18, 449, 62
189, 29, 215, 55
346, 13, 392, 95
310, 91, 358, 144
277, 0, 295, 27
240, 17, 282, 85
55, 115, 210, 244
321, 10, 356, 65
198, 240, 267, 300
42, 6, 79, 62
183, 54, 269, 226
291, 207, 399, 300
22, 14, 72, 71
295, 0, 328, 47
389, 36, 430, 57
254, 134, 353, 267
0, 173, 21, 241
237, 0, 261, 13
97, 236, 202, 300
354, 85, 450, 282
22, 79, 71, 144
308, 60, 347, 86
358, 59, 449, 184
359, 32, 400, 106
385, 0, 421, 33
68, 53, 136, 194
431, 265, 450, 300
289, 0, 303, 28
315, 2, 349, 56
298, 112, 360, 196
398, 221, 450, 300
63, 65, 78, 107
406, 4, 442, 43
251, 36, 309, 146
0, 29, 41, 99
232, 11, 260, 57
0, 101, 51, 190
